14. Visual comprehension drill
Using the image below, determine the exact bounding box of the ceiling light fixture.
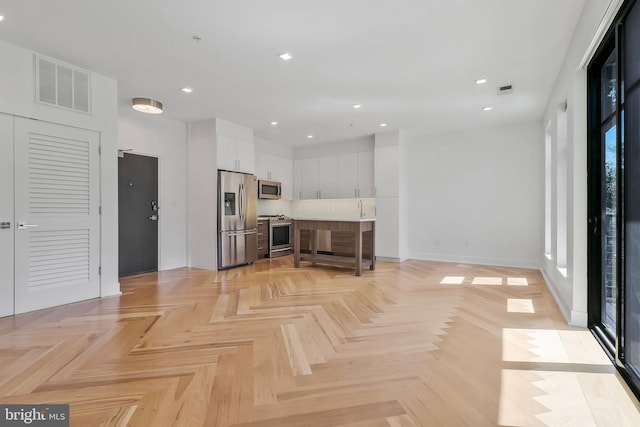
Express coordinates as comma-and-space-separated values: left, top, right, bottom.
132, 98, 163, 114
380, 123, 388, 127
476, 78, 487, 85
270, 121, 278, 126
181, 87, 193, 93
307, 134, 314, 139
0, 15, 4, 22
483, 106, 493, 111
279, 52, 293, 61
353, 104, 362, 109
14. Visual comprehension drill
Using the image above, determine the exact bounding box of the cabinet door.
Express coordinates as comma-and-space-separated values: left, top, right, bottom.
236, 140, 255, 174
338, 153, 359, 198
256, 151, 271, 180
374, 145, 399, 197
357, 151, 375, 198
318, 155, 338, 199
0, 114, 13, 317
302, 157, 319, 199
217, 135, 237, 171
272, 155, 293, 200
293, 159, 303, 200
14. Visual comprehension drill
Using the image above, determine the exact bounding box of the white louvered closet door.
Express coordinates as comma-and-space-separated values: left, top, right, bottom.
14, 118, 100, 314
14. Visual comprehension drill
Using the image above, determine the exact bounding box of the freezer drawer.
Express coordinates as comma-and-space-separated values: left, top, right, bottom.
218, 229, 258, 269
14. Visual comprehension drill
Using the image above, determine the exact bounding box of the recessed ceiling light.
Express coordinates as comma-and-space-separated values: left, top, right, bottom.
181, 87, 193, 93
270, 121, 278, 126
307, 134, 314, 139
279, 52, 293, 61
476, 78, 487, 85
353, 104, 362, 109
0, 15, 4, 22
483, 106, 493, 111
380, 123, 388, 127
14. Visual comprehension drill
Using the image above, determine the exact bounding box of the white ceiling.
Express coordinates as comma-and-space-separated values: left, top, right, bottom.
0, 0, 586, 147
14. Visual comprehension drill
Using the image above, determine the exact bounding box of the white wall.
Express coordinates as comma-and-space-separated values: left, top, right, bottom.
187, 119, 218, 270
0, 40, 120, 297
118, 107, 188, 270
542, 0, 617, 326
407, 122, 544, 268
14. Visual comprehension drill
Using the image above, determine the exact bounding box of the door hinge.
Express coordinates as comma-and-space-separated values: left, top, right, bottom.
99, 266, 102, 275
98, 146, 101, 155
98, 206, 102, 215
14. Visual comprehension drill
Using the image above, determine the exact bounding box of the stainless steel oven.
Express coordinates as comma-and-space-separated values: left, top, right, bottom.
269, 217, 292, 257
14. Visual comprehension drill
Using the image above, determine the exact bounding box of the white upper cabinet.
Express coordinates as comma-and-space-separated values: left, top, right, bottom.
293, 159, 303, 200
301, 157, 320, 199
256, 151, 293, 200
357, 151, 374, 198
318, 156, 338, 199
299, 156, 339, 199
217, 135, 255, 174
374, 145, 399, 197
338, 151, 374, 198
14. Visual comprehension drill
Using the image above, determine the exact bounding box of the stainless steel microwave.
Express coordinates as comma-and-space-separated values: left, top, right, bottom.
258, 180, 281, 199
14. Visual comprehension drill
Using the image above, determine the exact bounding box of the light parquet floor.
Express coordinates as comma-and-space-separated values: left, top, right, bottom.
1, 257, 640, 426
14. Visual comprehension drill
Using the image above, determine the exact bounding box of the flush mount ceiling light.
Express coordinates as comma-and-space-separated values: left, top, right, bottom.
0, 15, 5, 22
278, 52, 293, 61
270, 121, 278, 126
307, 134, 314, 139
352, 104, 362, 109
379, 123, 388, 127
181, 87, 193, 93
483, 106, 493, 111
132, 98, 163, 114
475, 78, 487, 85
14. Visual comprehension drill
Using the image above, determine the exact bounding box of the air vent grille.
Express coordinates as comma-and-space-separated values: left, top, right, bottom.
35, 55, 91, 114
497, 84, 514, 95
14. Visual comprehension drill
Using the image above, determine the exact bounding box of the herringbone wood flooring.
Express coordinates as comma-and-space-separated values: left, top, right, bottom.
1, 257, 639, 426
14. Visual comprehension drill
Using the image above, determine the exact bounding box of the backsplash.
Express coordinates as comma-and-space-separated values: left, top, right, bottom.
291, 198, 376, 220
258, 198, 376, 220
257, 199, 292, 216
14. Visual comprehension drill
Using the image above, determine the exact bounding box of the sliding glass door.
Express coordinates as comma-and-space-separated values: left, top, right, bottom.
588, 0, 640, 398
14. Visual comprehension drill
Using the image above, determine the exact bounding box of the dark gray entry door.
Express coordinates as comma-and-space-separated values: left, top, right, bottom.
118, 153, 158, 277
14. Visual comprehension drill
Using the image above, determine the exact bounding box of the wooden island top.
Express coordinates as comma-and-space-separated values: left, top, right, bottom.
292, 218, 375, 276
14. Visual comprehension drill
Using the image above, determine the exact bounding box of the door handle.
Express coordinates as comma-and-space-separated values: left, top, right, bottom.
148, 215, 158, 221
18, 222, 38, 230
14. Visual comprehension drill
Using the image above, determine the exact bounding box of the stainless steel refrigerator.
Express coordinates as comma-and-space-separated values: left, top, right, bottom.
217, 170, 258, 269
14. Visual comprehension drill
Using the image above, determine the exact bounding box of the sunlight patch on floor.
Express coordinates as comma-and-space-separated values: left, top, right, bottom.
507, 298, 535, 313
472, 276, 503, 285
503, 328, 569, 363
440, 276, 465, 285
507, 277, 529, 286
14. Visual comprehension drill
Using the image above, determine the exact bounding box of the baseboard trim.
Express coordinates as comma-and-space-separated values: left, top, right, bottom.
539, 267, 576, 326
376, 256, 402, 263
410, 252, 541, 269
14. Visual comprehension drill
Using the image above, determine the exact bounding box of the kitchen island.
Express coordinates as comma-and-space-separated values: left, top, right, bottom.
293, 218, 375, 276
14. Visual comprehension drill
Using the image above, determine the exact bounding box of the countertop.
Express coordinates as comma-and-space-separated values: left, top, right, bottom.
292, 217, 375, 222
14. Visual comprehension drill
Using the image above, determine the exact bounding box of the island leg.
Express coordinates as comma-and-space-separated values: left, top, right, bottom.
294, 221, 300, 268
355, 224, 363, 276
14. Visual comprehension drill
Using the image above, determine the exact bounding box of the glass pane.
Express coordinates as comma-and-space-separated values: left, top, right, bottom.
602, 50, 617, 122
602, 121, 618, 333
